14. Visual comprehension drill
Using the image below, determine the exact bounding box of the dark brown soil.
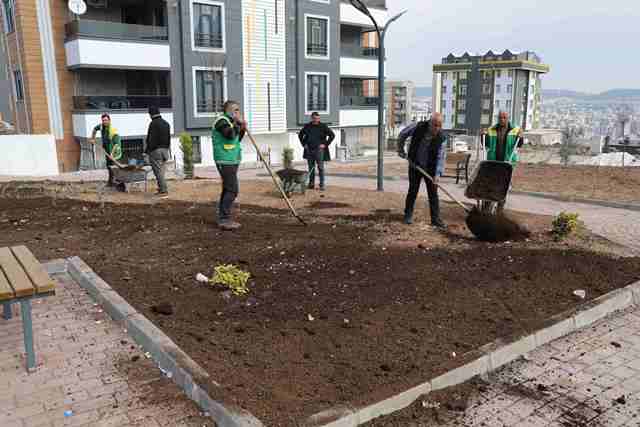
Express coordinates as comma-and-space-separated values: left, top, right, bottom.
466, 161, 513, 202
466, 208, 531, 242
1, 195, 639, 426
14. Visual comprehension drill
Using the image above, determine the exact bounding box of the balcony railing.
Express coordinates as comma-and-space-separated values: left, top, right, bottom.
307, 100, 328, 112
74, 96, 172, 111
307, 43, 329, 57
340, 96, 378, 107
66, 20, 168, 42
197, 100, 224, 114
195, 32, 223, 49
340, 45, 379, 58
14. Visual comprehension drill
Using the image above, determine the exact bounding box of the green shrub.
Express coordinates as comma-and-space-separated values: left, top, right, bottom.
552, 212, 580, 238
211, 264, 251, 296
282, 147, 294, 169
179, 132, 194, 179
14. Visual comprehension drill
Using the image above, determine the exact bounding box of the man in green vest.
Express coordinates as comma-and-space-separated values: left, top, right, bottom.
212, 100, 246, 230
484, 111, 524, 212
90, 113, 125, 191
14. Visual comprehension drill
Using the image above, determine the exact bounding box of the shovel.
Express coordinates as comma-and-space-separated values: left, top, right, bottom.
245, 130, 307, 226
91, 140, 142, 171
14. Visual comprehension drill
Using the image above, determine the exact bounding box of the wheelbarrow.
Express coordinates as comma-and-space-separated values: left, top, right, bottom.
465, 139, 521, 214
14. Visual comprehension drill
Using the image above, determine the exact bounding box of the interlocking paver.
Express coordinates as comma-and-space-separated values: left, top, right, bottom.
0, 270, 213, 427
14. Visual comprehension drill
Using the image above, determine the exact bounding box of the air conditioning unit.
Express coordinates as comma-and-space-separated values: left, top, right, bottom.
86, 0, 108, 8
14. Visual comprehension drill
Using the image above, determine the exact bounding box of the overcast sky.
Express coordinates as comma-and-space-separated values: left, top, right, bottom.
385, 0, 639, 93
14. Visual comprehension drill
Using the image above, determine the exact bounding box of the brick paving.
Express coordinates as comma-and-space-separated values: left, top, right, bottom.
0, 264, 212, 427
450, 307, 640, 426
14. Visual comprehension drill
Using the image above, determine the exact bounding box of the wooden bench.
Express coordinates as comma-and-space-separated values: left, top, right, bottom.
0, 246, 56, 371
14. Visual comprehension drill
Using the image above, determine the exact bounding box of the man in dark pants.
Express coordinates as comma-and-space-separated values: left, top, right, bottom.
90, 113, 125, 192
299, 112, 335, 191
212, 100, 246, 230
145, 106, 171, 198
397, 113, 447, 228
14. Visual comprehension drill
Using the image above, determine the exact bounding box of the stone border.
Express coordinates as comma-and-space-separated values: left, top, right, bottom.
64, 257, 265, 427
301, 280, 640, 427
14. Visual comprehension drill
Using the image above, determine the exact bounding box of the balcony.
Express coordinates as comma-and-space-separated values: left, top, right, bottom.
341, 45, 379, 59
340, 96, 378, 108
340, 3, 387, 27
64, 20, 170, 70
73, 111, 175, 138
73, 96, 172, 111
65, 20, 168, 42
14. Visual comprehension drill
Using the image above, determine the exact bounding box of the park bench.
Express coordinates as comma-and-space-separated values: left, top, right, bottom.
444, 152, 472, 183
0, 246, 56, 371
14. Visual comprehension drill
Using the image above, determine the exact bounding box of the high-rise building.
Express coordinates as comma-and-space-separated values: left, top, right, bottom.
432, 50, 549, 133
385, 80, 414, 132
0, 0, 386, 173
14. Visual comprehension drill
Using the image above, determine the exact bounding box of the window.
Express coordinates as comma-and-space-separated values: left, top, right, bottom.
496, 70, 502, 78
495, 100, 500, 109
507, 70, 514, 78
192, 1, 224, 51
457, 114, 466, 125
460, 85, 467, 96
496, 84, 501, 93
442, 72, 448, 80
506, 100, 512, 110
13, 69, 23, 101
192, 136, 202, 164
440, 99, 446, 110
451, 99, 455, 108
194, 68, 225, 116
507, 84, 513, 93
482, 99, 491, 110
482, 83, 491, 95
442, 114, 446, 123
2, 0, 14, 33
305, 15, 329, 58
442, 85, 447, 94
481, 114, 490, 125
306, 73, 329, 113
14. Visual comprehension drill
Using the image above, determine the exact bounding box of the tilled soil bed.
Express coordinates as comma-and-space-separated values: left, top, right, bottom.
1, 194, 639, 426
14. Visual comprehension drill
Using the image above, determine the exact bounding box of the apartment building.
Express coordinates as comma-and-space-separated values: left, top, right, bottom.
432, 50, 550, 133
169, 0, 387, 164
385, 80, 414, 133
0, 0, 386, 173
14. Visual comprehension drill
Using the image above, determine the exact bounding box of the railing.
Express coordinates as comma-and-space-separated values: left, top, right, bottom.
65, 20, 168, 42
307, 100, 328, 112
340, 45, 379, 58
197, 101, 224, 114
307, 43, 328, 56
340, 96, 378, 107
194, 32, 223, 49
74, 96, 171, 111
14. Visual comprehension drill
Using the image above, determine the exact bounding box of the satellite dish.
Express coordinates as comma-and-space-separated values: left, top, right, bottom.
68, 0, 87, 15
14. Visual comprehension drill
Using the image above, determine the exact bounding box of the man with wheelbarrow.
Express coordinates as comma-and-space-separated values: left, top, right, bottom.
397, 112, 447, 229
90, 113, 125, 192
213, 100, 247, 231
484, 111, 524, 213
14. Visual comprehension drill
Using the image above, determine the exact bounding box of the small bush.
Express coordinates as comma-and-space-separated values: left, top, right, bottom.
179, 132, 194, 179
211, 264, 251, 296
552, 212, 580, 238
282, 147, 294, 169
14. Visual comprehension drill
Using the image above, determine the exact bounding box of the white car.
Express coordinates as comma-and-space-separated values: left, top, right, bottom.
451, 140, 470, 153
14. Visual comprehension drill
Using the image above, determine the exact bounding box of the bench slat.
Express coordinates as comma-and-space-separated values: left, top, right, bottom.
0, 248, 34, 298
0, 269, 14, 301
10, 246, 55, 294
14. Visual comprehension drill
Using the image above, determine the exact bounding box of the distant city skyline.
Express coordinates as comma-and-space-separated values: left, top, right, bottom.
385, 0, 639, 93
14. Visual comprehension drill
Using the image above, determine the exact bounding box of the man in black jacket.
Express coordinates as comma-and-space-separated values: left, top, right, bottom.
397, 113, 447, 228
299, 112, 335, 191
145, 106, 171, 198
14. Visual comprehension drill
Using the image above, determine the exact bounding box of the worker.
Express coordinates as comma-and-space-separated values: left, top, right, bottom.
397, 113, 447, 228
484, 111, 524, 212
90, 113, 125, 192
298, 112, 335, 191
145, 106, 171, 199
212, 100, 247, 231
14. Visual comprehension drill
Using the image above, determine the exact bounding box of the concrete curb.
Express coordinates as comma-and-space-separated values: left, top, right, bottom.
301, 280, 640, 427
64, 256, 264, 427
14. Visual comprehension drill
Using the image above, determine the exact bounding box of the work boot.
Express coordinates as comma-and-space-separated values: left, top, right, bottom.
431, 218, 447, 230
307, 183, 315, 190
319, 186, 326, 192
218, 220, 241, 231
403, 215, 413, 225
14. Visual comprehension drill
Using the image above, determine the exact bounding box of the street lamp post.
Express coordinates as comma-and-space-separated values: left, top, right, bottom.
349, 0, 406, 191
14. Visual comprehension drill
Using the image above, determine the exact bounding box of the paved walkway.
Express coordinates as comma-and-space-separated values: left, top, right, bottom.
453, 307, 640, 426
0, 263, 211, 427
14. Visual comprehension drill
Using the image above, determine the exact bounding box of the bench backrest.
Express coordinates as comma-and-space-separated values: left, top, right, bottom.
0, 246, 55, 301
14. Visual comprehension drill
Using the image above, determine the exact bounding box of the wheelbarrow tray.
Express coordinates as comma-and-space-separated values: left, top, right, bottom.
465, 160, 514, 203
110, 165, 151, 184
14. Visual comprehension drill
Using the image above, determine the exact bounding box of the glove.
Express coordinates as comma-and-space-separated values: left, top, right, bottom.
398, 151, 407, 159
